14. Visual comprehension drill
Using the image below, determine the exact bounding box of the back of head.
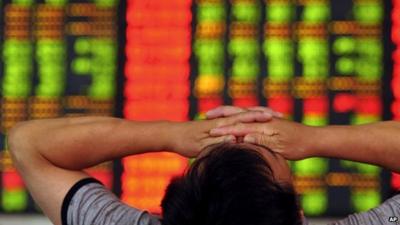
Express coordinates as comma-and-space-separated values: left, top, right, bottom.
161, 144, 302, 225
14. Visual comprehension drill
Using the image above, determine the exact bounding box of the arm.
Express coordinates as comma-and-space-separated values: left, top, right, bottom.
8, 112, 272, 225
8, 117, 173, 225
312, 121, 400, 173
10, 117, 174, 170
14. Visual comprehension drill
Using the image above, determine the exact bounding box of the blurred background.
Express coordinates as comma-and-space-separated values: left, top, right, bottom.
0, 0, 399, 224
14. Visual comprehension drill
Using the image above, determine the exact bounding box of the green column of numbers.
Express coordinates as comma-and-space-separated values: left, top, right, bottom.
1, 1, 33, 211
194, 0, 226, 117
264, 1, 294, 82
295, 1, 330, 216
229, 0, 260, 82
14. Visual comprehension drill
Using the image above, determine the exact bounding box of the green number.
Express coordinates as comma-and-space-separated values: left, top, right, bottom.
354, 3, 383, 23
351, 190, 380, 212
75, 38, 91, 55
232, 2, 260, 22
232, 58, 259, 79
351, 114, 380, 125
72, 58, 92, 75
12, 0, 33, 6
36, 83, 64, 97
333, 37, 355, 55
268, 62, 294, 80
195, 39, 224, 59
336, 57, 354, 74
2, 189, 28, 212
89, 83, 115, 99
198, 63, 224, 75
294, 158, 328, 176
266, 3, 293, 22
302, 115, 328, 126
198, 3, 226, 22
302, 4, 330, 22
45, 0, 67, 6
94, 0, 118, 7
301, 190, 328, 216
229, 38, 259, 57
264, 38, 293, 58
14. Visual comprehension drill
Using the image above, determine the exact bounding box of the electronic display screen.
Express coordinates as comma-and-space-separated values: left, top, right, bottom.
0, 0, 118, 212
0, 0, 398, 218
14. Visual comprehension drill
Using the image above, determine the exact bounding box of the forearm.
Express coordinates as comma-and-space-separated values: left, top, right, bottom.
311, 121, 400, 172
9, 117, 173, 170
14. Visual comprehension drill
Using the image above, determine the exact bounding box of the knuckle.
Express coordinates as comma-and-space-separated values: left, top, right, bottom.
257, 135, 265, 145
237, 112, 251, 120
215, 119, 226, 127
219, 106, 227, 111
221, 105, 234, 113
215, 119, 222, 127
198, 140, 208, 148
234, 122, 244, 129
264, 108, 273, 113
251, 110, 263, 116
258, 135, 271, 146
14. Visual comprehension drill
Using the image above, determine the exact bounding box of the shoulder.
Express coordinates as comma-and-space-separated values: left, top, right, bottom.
331, 194, 400, 225
62, 178, 162, 225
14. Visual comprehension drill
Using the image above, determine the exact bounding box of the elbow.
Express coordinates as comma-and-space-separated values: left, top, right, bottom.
8, 121, 34, 165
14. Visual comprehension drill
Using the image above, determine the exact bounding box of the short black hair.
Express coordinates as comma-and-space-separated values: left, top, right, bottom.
161, 144, 301, 225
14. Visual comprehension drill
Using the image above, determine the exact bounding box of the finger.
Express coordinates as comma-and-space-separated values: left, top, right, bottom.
244, 133, 278, 153
205, 106, 246, 119
201, 135, 236, 147
243, 133, 264, 145
216, 111, 273, 128
247, 106, 284, 118
210, 123, 263, 136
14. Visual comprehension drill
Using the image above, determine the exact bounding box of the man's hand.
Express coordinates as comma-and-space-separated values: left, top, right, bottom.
168, 111, 275, 158
205, 106, 314, 160
209, 118, 316, 160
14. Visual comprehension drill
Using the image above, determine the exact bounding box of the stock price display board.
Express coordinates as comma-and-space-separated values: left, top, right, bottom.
0, 0, 397, 218
123, 0, 394, 217
0, 0, 118, 212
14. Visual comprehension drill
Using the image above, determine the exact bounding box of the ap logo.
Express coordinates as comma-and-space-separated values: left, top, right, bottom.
389, 216, 398, 223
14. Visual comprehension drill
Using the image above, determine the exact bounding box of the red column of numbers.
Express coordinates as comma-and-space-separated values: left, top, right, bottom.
123, 0, 192, 213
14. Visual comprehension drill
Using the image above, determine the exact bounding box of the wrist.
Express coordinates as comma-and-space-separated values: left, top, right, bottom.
156, 121, 182, 152
308, 125, 352, 158
301, 125, 325, 158
125, 120, 175, 152
154, 121, 176, 151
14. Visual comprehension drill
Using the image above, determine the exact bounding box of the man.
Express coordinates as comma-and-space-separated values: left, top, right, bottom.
8, 106, 400, 225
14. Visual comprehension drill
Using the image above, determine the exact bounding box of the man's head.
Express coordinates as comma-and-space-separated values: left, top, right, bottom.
161, 143, 301, 225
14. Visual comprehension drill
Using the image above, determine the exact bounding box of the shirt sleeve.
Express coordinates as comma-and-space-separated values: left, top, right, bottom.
61, 178, 162, 225
331, 194, 400, 225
